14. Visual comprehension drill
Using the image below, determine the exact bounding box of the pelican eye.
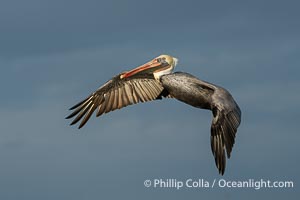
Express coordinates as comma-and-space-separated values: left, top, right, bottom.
157, 57, 166, 63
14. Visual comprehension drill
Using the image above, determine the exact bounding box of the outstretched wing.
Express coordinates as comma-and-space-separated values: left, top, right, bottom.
66, 73, 164, 128
210, 91, 241, 175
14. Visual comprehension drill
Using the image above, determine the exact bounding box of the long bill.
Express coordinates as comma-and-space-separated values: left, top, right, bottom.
120, 59, 162, 79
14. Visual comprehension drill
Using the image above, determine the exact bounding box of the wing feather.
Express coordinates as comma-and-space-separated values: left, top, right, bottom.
121, 86, 130, 106
136, 81, 152, 101
69, 101, 93, 125
79, 102, 97, 128
124, 83, 134, 104
95, 97, 105, 117
210, 103, 241, 175
133, 81, 146, 102
131, 85, 139, 104
66, 74, 165, 128
112, 88, 118, 111
105, 91, 114, 113
144, 81, 157, 98
117, 87, 124, 109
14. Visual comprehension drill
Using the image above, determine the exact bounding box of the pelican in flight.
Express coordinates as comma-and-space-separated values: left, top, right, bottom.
66, 54, 241, 175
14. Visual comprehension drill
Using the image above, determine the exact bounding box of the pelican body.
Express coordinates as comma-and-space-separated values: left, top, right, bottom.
66, 55, 241, 175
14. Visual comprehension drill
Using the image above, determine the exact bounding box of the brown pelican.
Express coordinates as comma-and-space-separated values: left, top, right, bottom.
66, 55, 241, 175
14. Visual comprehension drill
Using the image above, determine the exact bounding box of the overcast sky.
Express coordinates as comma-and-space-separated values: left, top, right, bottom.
0, 0, 299, 199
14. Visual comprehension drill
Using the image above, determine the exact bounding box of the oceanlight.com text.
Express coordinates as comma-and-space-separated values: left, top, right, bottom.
144, 178, 294, 190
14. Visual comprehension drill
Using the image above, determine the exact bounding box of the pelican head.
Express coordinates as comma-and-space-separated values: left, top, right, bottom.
121, 54, 178, 80
156, 54, 178, 68
152, 54, 178, 80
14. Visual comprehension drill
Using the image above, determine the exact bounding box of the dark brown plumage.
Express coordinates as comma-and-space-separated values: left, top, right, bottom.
160, 72, 241, 175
